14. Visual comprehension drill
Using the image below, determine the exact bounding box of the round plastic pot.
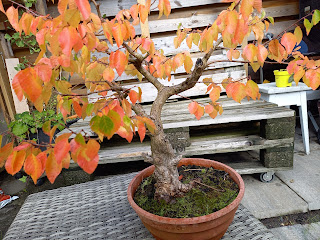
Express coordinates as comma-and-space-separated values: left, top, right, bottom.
127, 158, 245, 240
274, 69, 292, 87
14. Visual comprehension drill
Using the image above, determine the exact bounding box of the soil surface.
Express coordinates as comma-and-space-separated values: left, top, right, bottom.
134, 165, 239, 218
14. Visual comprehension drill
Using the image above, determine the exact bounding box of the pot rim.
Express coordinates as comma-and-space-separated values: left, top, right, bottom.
127, 158, 245, 225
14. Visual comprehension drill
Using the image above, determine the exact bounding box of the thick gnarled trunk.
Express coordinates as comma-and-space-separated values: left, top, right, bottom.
149, 130, 191, 202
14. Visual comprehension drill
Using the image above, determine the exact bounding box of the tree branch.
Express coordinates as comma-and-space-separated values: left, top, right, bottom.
123, 42, 164, 91
91, 0, 102, 19
172, 38, 223, 95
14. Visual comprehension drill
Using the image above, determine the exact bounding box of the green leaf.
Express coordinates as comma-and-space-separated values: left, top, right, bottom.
312, 9, 320, 25
288, 75, 294, 83
304, 18, 313, 35
75, 133, 86, 145
99, 115, 114, 136
123, 115, 131, 127
18, 175, 27, 183
12, 122, 29, 136
267, 16, 274, 25
86, 103, 94, 116
260, 10, 266, 20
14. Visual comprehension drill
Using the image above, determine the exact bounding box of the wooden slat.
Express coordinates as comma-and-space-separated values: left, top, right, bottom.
89, 69, 246, 103
85, 135, 294, 165
92, 51, 244, 83
61, 97, 294, 137
133, 1, 298, 35
92, 0, 225, 18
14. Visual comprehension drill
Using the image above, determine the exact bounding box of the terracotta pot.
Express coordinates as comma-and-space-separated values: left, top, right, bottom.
127, 158, 245, 240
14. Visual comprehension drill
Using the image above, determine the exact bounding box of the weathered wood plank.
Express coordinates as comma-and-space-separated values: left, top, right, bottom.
89, 135, 294, 164
136, 2, 298, 35
61, 97, 294, 137
89, 69, 246, 103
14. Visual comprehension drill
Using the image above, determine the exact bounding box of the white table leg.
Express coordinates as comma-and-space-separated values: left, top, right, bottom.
299, 92, 310, 154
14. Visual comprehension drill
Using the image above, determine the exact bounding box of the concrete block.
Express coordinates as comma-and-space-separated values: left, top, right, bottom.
261, 117, 295, 140
270, 225, 316, 240
0, 177, 26, 195
261, 146, 294, 168
241, 175, 308, 219
276, 149, 320, 211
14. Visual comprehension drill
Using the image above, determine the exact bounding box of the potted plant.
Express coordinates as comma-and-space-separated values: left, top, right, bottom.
0, 0, 319, 239
8, 110, 66, 144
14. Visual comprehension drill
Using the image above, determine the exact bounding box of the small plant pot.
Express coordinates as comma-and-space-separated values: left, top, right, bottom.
127, 158, 245, 240
274, 70, 292, 87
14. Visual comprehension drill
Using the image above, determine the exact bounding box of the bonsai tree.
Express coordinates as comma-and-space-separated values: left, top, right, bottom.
0, 0, 319, 202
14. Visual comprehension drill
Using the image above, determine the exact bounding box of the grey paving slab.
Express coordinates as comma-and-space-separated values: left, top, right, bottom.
276, 148, 320, 211
0, 178, 26, 195
270, 224, 316, 240
241, 175, 308, 219
305, 222, 320, 240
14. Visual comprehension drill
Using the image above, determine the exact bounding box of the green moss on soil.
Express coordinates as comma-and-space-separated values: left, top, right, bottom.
134, 165, 239, 218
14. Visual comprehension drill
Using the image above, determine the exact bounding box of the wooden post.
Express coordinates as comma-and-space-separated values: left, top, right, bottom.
0, 37, 16, 121
5, 58, 29, 114
35, 0, 48, 15
137, 0, 150, 38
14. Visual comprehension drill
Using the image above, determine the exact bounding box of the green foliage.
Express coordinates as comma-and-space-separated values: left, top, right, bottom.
8, 110, 66, 141
18, 175, 28, 183
5, 32, 40, 54
23, 0, 37, 8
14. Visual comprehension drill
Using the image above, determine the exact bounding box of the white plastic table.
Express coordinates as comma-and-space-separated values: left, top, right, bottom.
258, 82, 311, 155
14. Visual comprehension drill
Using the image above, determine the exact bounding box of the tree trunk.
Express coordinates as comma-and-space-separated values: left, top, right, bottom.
149, 129, 192, 202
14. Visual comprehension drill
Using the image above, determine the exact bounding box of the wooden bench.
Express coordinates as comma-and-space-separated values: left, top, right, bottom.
64, 95, 295, 181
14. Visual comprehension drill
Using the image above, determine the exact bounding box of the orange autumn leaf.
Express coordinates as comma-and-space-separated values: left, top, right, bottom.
34, 64, 52, 83
59, 27, 81, 56
137, 120, 146, 142
281, 32, 297, 54
257, 44, 268, 66
158, 0, 171, 18
184, 55, 193, 73
103, 67, 115, 82
139, 4, 149, 24
6, 6, 20, 32
112, 23, 124, 47
54, 134, 71, 164
0, 142, 13, 168
24, 154, 44, 184
240, 0, 254, 21
0, 0, 5, 14
75, 0, 91, 20
114, 50, 128, 76
129, 90, 139, 104
209, 86, 221, 103
77, 139, 100, 174
5, 150, 26, 176
245, 80, 260, 100
46, 151, 62, 184
226, 82, 246, 103
188, 101, 198, 114
12, 67, 42, 103
194, 105, 204, 120
242, 44, 257, 63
